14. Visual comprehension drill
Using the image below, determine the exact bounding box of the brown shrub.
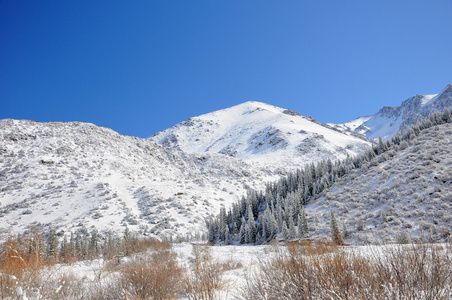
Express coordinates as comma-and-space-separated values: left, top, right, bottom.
183, 245, 227, 300
119, 248, 184, 300
240, 242, 452, 299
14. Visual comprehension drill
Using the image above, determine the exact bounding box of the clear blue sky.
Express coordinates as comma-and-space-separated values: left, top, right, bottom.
1, 1, 451, 138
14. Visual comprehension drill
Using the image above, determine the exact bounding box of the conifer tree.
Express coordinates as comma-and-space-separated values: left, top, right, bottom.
246, 206, 256, 244
90, 229, 99, 257
330, 210, 344, 245
218, 207, 228, 242
298, 207, 309, 238
282, 220, 290, 240
288, 215, 297, 240
47, 228, 58, 258
60, 235, 68, 261
239, 217, 246, 244
342, 222, 349, 239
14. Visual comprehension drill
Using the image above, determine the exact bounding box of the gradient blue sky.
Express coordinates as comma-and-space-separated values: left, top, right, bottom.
1, 1, 451, 138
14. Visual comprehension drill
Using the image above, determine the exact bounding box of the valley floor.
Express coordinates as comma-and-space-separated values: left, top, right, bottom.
3, 241, 451, 299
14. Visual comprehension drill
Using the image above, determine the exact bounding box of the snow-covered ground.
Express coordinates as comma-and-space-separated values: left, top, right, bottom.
12, 242, 451, 299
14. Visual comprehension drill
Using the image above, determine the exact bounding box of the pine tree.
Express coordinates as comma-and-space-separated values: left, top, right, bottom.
124, 226, 130, 256
298, 207, 309, 238
288, 215, 297, 240
330, 210, 344, 245
207, 220, 216, 243
239, 218, 246, 244
47, 228, 58, 258
218, 207, 228, 242
90, 229, 99, 257
60, 235, 68, 261
224, 230, 230, 245
246, 207, 256, 244
342, 222, 349, 239
282, 220, 290, 241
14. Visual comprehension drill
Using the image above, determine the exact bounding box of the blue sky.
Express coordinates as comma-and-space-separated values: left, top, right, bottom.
1, 1, 451, 138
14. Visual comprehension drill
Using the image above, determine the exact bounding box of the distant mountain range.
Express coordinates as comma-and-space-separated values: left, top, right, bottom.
1, 84, 451, 239
332, 84, 452, 140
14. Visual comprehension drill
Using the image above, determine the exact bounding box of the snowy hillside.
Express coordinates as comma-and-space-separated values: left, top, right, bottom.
149, 101, 371, 172
332, 84, 452, 140
208, 108, 452, 246
308, 121, 452, 244
0, 119, 277, 238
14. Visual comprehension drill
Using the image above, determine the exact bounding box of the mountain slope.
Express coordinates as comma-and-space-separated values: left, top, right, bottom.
149, 101, 371, 172
0, 119, 276, 237
332, 84, 452, 140
307, 121, 452, 243
208, 109, 452, 246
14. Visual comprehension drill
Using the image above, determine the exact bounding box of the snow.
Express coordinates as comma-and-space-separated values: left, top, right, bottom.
420, 93, 437, 106
304, 122, 452, 244
332, 85, 451, 141
17, 242, 451, 299
1, 84, 450, 242
0, 119, 278, 238
149, 101, 371, 172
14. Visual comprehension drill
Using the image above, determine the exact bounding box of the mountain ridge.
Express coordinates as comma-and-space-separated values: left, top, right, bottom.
0, 119, 277, 238
332, 84, 452, 140
149, 101, 371, 173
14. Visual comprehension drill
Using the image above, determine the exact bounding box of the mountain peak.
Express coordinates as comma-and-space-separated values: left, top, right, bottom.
149, 102, 370, 172
220, 101, 285, 115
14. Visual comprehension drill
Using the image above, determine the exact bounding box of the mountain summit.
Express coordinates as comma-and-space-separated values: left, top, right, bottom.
149, 101, 371, 172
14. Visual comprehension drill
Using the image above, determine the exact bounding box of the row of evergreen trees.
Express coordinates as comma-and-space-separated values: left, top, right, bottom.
207, 108, 452, 245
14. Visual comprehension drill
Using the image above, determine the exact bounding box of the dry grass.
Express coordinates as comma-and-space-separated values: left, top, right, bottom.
0, 234, 44, 298
287, 240, 339, 256
0, 232, 176, 299
2, 231, 450, 299
240, 242, 452, 300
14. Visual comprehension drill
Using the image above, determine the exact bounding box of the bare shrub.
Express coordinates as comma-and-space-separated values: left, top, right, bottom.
119, 247, 184, 300
240, 242, 452, 299
125, 238, 171, 256
31, 271, 89, 300
183, 245, 227, 300
373, 243, 452, 299
0, 234, 44, 298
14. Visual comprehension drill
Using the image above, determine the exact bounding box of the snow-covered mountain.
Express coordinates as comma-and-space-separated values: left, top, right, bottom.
332, 84, 452, 140
0, 119, 276, 237
149, 101, 371, 173
3, 85, 450, 240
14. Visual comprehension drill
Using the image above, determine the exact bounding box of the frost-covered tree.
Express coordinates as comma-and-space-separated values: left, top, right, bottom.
47, 228, 58, 258
298, 207, 309, 238
330, 210, 344, 245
